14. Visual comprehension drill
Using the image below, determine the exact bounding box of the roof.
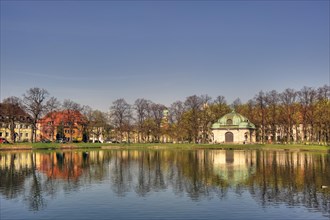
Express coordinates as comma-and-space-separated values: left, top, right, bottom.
0, 103, 32, 122
211, 110, 256, 129
38, 110, 87, 126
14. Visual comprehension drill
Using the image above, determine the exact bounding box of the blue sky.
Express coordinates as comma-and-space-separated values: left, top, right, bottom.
1, 0, 329, 111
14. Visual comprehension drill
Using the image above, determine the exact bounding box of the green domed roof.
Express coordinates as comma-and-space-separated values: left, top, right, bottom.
212, 110, 256, 129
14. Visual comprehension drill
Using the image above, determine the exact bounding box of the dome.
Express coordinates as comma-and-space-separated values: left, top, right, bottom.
212, 110, 255, 129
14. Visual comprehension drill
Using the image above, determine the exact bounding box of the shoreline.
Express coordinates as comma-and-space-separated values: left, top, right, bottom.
1, 143, 329, 152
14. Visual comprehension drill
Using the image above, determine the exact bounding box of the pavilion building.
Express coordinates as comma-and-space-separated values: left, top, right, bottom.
211, 110, 256, 144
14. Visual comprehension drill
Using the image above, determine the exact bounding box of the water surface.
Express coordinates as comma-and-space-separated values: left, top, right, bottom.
1, 149, 329, 219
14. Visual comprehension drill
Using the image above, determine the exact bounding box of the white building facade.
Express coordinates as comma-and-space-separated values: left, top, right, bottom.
211, 111, 256, 144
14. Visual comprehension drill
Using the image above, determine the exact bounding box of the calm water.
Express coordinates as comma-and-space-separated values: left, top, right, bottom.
0, 149, 329, 220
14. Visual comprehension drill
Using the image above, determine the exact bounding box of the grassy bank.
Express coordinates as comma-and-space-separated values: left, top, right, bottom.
0, 142, 329, 152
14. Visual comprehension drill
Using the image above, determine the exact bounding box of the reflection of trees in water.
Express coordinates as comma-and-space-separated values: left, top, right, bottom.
0, 150, 329, 216
111, 151, 132, 196
0, 154, 33, 199
27, 153, 46, 211
108, 150, 229, 200
248, 151, 330, 217
135, 151, 152, 196
0, 151, 99, 211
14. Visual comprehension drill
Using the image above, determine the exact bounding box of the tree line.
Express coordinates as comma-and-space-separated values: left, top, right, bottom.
1, 85, 329, 144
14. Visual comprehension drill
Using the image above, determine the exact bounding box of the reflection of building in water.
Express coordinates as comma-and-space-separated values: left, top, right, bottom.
37, 152, 85, 180
0, 152, 34, 170
261, 151, 323, 168
0, 152, 89, 180
0, 150, 325, 184
210, 150, 257, 184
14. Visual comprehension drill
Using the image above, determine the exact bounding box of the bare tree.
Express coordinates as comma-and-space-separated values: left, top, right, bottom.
22, 88, 49, 142
214, 95, 226, 106
210, 95, 230, 123
169, 101, 186, 143
317, 84, 330, 100
231, 98, 242, 111
184, 95, 203, 143
90, 110, 108, 142
298, 87, 317, 142
265, 90, 279, 143
169, 101, 185, 124
150, 103, 166, 142
81, 105, 93, 142
200, 95, 212, 143
134, 98, 150, 143
110, 98, 132, 142
279, 88, 297, 143
62, 99, 84, 142
42, 97, 61, 141
255, 91, 266, 143
315, 85, 330, 143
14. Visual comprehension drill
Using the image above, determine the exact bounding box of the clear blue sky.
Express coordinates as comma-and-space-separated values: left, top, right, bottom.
1, 0, 329, 111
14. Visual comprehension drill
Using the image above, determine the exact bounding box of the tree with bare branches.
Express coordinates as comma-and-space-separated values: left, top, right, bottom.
184, 95, 202, 143
110, 98, 132, 142
22, 88, 49, 142
134, 98, 150, 143
62, 99, 84, 142
279, 88, 297, 143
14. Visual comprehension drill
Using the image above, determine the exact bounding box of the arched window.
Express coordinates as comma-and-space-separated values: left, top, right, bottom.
226, 119, 233, 125
244, 132, 248, 141
225, 132, 234, 142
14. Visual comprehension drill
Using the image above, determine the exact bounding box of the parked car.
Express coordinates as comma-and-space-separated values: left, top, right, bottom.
56, 138, 67, 143
0, 138, 9, 144
41, 139, 51, 143
105, 139, 119, 143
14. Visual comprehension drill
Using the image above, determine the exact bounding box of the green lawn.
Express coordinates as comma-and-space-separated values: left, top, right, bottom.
1, 142, 329, 152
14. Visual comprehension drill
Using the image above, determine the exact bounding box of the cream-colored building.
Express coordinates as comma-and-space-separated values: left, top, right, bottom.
211, 111, 256, 144
0, 103, 33, 143
0, 123, 33, 142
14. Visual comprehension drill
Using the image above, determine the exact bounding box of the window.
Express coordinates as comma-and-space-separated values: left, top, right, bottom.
226, 119, 233, 125
25, 133, 29, 137
225, 132, 234, 142
0, 132, 2, 137
5, 132, 9, 137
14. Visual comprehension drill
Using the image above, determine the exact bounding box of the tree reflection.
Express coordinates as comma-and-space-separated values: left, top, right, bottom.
26, 152, 46, 211
248, 151, 330, 216
0, 149, 329, 216
135, 151, 151, 196
111, 151, 131, 196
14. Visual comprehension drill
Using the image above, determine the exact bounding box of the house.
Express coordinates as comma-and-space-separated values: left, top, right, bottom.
38, 110, 87, 142
211, 110, 256, 144
0, 103, 33, 142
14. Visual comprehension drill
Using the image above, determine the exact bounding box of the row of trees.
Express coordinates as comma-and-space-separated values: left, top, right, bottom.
1, 85, 329, 143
